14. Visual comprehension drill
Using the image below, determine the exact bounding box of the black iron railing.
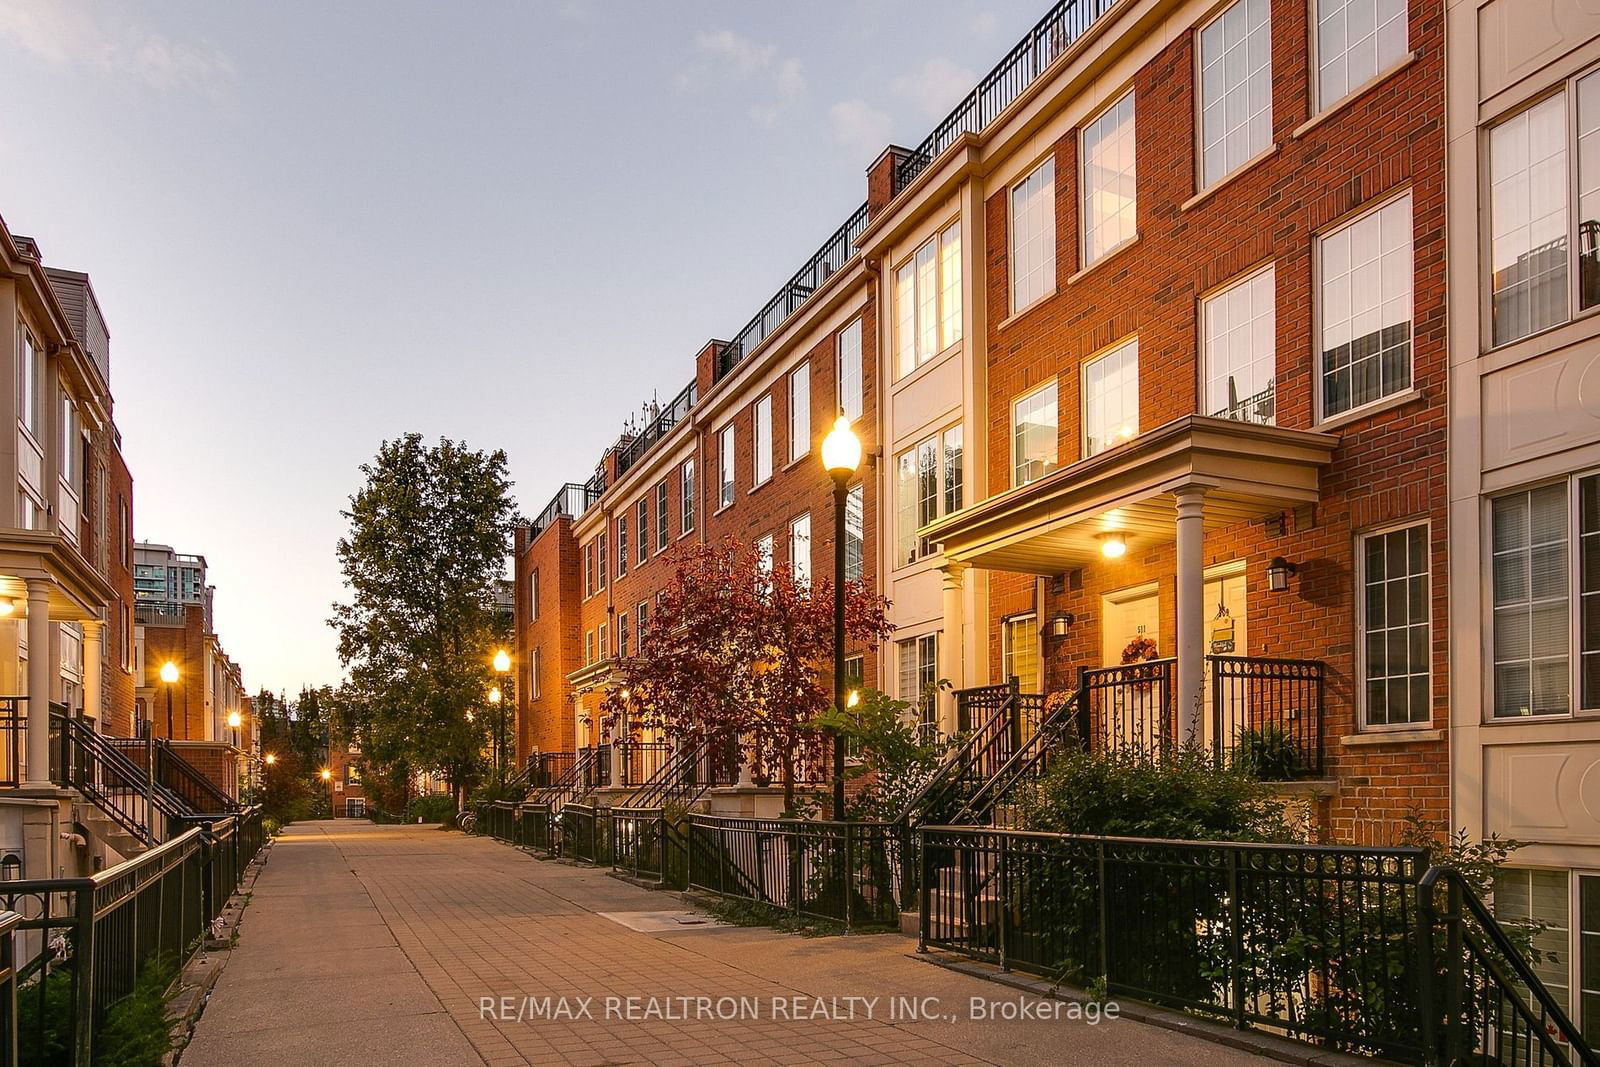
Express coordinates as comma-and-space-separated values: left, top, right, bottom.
0, 909, 15, 1066
620, 740, 670, 788
529, 747, 598, 814
0, 698, 22, 789
589, 744, 612, 790
686, 814, 902, 929
714, 203, 871, 382
561, 803, 613, 865
1211, 380, 1276, 425
951, 690, 1082, 826
898, 681, 1044, 827
893, 0, 1115, 195
528, 484, 601, 542
624, 735, 739, 810
526, 751, 576, 792
615, 381, 697, 479
1077, 658, 1176, 758
3, 809, 265, 1067
107, 737, 238, 815
610, 807, 689, 888
52, 712, 189, 845
1209, 656, 1324, 778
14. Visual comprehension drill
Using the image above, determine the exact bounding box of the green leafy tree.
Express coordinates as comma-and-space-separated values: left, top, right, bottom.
330, 434, 517, 807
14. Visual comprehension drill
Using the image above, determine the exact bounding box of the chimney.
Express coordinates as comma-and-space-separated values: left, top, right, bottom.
695, 338, 730, 397
867, 145, 917, 220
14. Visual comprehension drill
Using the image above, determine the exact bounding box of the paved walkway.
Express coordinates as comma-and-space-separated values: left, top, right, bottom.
182, 820, 1265, 1066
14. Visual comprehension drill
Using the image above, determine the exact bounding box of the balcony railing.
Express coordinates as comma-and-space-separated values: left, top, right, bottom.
528, 483, 601, 542
893, 0, 1115, 195
714, 203, 871, 383
614, 381, 697, 479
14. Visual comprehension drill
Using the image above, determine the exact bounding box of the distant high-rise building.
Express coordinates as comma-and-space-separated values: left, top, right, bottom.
133, 542, 213, 625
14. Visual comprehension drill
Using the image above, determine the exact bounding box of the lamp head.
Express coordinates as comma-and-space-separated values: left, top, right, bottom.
226, 711, 242, 729
492, 648, 511, 673
1099, 532, 1127, 559
821, 416, 862, 477
488, 686, 502, 705
159, 661, 179, 685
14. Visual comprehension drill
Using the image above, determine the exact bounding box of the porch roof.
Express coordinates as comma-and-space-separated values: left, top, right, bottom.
921, 415, 1339, 574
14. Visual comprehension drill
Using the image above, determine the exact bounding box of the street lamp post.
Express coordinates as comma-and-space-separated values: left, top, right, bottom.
821, 416, 862, 821
492, 648, 511, 775
159, 661, 179, 738
320, 767, 333, 817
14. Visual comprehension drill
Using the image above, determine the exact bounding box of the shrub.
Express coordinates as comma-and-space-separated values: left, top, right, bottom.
813, 687, 951, 822
93, 956, 177, 1067
407, 794, 456, 824
1232, 724, 1306, 781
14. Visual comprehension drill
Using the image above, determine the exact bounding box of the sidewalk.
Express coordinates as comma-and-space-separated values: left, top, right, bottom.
181, 820, 1269, 1066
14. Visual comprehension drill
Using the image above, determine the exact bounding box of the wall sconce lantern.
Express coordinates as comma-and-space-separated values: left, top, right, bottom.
1267, 556, 1298, 593
1046, 613, 1075, 639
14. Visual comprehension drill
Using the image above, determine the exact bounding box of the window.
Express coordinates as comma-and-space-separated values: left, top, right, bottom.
584, 630, 595, 666
616, 516, 627, 577
617, 610, 630, 658
837, 319, 863, 420
1493, 869, 1573, 1021
895, 223, 963, 378
636, 498, 649, 564
718, 426, 735, 508
1011, 160, 1056, 313
845, 484, 864, 583
1082, 92, 1137, 264
1490, 91, 1577, 346
60, 397, 79, 489
1582, 875, 1600, 1044
789, 363, 810, 463
1084, 339, 1139, 457
896, 427, 964, 566
681, 460, 696, 532
530, 647, 541, 699
529, 568, 540, 621
1002, 614, 1040, 686
583, 542, 594, 597
898, 634, 940, 728
597, 532, 607, 589
17, 328, 42, 438
755, 534, 774, 579
1491, 482, 1570, 717
753, 396, 773, 485
1199, 0, 1272, 189
636, 601, 648, 643
1012, 383, 1059, 486
790, 513, 811, 586
1359, 523, 1431, 727
598, 622, 607, 659
845, 655, 864, 690
656, 482, 669, 551
1316, 0, 1408, 109
1203, 267, 1277, 424
118, 498, 129, 567
1319, 193, 1413, 418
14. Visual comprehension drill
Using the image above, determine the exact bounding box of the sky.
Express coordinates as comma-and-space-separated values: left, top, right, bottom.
0, 0, 1036, 696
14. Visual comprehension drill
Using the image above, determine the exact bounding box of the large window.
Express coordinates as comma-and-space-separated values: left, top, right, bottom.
718, 425, 735, 509
17, 327, 41, 438
529, 568, 540, 621
790, 513, 811, 587
837, 319, 863, 420
895, 427, 963, 567
615, 516, 628, 577
898, 633, 940, 729
754, 396, 773, 486
681, 459, 696, 532
1012, 382, 1058, 486
1203, 266, 1277, 424
1360, 523, 1431, 728
636, 498, 649, 565
895, 223, 962, 378
789, 363, 810, 463
1082, 92, 1137, 265
1316, 0, 1408, 109
617, 610, 630, 658
530, 647, 541, 699
1488, 83, 1600, 347
1002, 614, 1039, 687
636, 601, 648, 644
583, 541, 594, 598
1199, 0, 1272, 189
655, 483, 669, 552
755, 534, 774, 579
845, 483, 864, 583
1493, 869, 1574, 1022
1084, 339, 1139, 457
1010, 159, 1056, 313
1319, 193, 1413, 419
1491, 482, 1572, 717
597, 532, 607, 590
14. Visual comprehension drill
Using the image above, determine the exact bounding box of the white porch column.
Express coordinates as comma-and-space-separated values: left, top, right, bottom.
938, 562, 968, 736
1174, 487, 1207, 745
24, 579, 51, 787
82, 620, 103, 729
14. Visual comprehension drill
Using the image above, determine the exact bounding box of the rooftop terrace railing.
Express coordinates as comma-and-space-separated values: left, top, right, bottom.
528, 483, 601, 542
614, 380, 697, 479
894, 0, 1116, 194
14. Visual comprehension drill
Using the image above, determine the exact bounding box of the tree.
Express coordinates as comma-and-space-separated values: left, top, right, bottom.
602, 537, 892, 812
330, 434, 517, 807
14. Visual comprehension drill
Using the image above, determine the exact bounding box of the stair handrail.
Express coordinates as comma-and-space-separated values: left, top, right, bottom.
530, 747, 597, 813
1418, 865, 1599, 1065
53, 713, 189, 845
154, 738, 239, 814
623, 734, 736, 810
895, 684, 1019, 827
948, 689, 1083, 825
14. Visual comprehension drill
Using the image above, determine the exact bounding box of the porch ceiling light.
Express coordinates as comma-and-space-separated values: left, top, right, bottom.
1267, 556, 1298, 593
821, 417, 862, 477
1099, 532, 1127, 559
0, 600, 14, 618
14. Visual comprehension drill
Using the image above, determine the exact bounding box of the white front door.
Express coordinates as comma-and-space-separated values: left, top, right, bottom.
1099, 584, 1162, 751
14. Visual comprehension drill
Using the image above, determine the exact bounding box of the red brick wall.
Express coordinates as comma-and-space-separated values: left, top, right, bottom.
515, 517, 582, 762
168, 742, 238, 802
978, 0, 1448, 843
141, 604, 209, 740
105, 445, 135, 737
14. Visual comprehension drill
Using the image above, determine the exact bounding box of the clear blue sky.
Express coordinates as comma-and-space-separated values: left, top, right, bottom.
0, 0, 1036, 695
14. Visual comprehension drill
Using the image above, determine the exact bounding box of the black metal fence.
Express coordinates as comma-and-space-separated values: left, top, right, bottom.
1078, 658, 1176, 757
1209, 657, 1324, 777
615, 381, 697, 478
528, 484, 600, 541
686, 815, 902, 929
610, 808, 688, 888
3, 809, 265, 1067
0, 698, 22, 789
0, 910, 16, 1067
620, 741, 670, 788
561, 804, 612, 866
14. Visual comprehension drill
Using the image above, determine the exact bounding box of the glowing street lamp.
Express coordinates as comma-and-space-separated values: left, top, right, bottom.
264, 753, 277, 766
821, 416, 862, 821
159, 661, 180, 738
491, 649, 511, 773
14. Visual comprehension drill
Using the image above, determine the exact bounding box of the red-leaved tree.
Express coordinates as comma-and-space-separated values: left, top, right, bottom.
601, 536, 892, 812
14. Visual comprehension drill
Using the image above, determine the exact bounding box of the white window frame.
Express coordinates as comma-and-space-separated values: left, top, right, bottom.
656, 481, 670, 551
1356, 520, 1432, 731
530, 647, 541, 699
895, 426, 963, 568
845, 483, 864, 583
718, 426, 735, 509
616, 515, 628, 577
1001, 613, 1040, 688
755, 534, 774, 579
754, 395, 773, 486
1201, 265, 1277, 425
897, 633, 940, 727
529, 568, 540, 622
894, 221, 963, 379
1313, 0, 1409, 114
1316, 190, 1414, 422
1011, 380, 1059, 488
789, 362, 810, 463
1080, 90, 1138, 266
1082, 337, 1140, 458
837, 319, 864, 420
636, 497, 649, 565
1010, 159, 1057, 315
681, 459, 696, 532
790, 513, 811, 587
1197, 0, 1274, 190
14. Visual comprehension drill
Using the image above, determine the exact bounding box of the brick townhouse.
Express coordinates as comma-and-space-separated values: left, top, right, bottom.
517, 0, 1452, 842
